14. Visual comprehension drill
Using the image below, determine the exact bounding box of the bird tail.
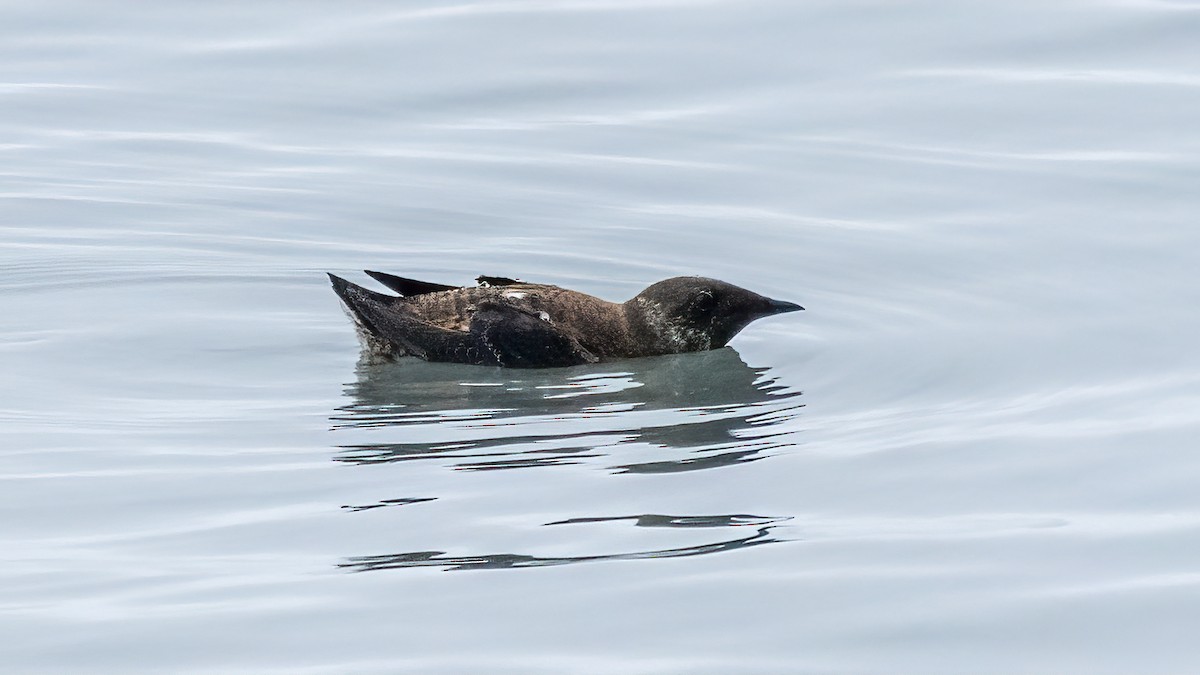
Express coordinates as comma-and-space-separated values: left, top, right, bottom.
328, 273, 406, 354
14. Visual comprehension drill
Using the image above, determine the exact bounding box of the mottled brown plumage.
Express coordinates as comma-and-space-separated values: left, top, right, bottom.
328, 271, 802, 367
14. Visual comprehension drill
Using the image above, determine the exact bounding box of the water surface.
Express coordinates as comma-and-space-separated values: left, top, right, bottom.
3, 1, 1200, 673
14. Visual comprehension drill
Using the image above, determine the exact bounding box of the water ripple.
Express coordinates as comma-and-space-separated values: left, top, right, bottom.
900, 67, 1200, 87
341, 524, 784, 572
332, 348, 803, 571
332, 348, 803, 473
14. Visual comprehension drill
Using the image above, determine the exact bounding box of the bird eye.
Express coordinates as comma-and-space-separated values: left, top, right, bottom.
691, 291, 716, 316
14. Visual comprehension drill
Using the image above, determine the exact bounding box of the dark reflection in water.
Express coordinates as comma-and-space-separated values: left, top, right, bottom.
333, 347, 803, 572
340, 525, 784, 572
544, 514, 791, 528
341, 497, 437, 512
332, 347, 804, 474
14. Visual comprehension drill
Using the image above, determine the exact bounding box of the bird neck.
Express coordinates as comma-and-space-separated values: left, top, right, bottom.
621, 297, 678, 356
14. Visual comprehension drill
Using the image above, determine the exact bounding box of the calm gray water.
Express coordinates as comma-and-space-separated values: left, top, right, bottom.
3, 1, 1200, 673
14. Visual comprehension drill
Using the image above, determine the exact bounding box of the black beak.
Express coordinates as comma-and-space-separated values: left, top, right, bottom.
766, 298, 805, 314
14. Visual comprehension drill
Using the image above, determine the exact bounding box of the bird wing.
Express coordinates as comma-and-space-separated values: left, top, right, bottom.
469, 301, 598, 367
330, 274, 596, 367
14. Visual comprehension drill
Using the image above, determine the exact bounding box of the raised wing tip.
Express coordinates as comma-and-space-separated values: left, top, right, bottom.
364, 270, 457, 296
476, 275, 522, 287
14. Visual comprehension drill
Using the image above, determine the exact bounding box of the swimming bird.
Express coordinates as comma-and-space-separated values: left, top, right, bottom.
328, 271, 803, 368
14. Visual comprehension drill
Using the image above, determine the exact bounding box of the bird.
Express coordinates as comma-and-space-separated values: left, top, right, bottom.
328, 270, 803, 368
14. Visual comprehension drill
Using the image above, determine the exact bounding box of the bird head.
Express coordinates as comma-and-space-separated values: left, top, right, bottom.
628, 276, 803, 353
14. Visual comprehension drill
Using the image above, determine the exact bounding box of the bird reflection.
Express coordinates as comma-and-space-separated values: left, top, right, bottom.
332, 346, 803, 473
543, 513, 791, 528
341, 497, 436, 512
341, 525, 784, 572
332, 347, 803, 572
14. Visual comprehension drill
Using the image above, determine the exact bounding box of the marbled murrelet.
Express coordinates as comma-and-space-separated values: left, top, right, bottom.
328, 271, 803, 368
